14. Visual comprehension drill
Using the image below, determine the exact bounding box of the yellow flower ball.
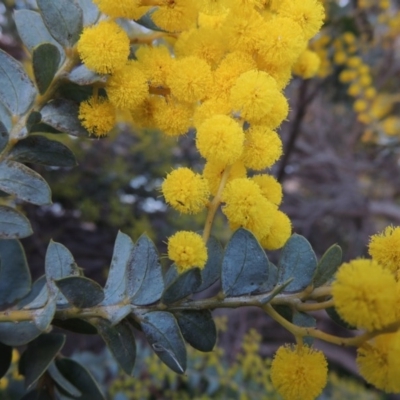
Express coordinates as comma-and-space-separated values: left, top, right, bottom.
357, 332, 400, 393
353, 99, 368, 113
251, 174, 282, 206
196, 115, 244, 166
222, 178, 277, 240
167, 56, 213, 103
257, 91, 289, 130
106, 62, 148, 110
271, 344, 328, 400
369, 226, 400, 277
260, 211, 292, 250
242, 126, 282, 170
161, 168, 210, 214
78, 97, 116, 137
168, 231, 208, 273
193, 98, 231, 129
77, 20, 130, 74
332, 259, 398, 331
339, 70, 356, 83
382, 117, 400, 136
230, 69, 280, 123
93, 0, 150, 19
292, 50, 321, 79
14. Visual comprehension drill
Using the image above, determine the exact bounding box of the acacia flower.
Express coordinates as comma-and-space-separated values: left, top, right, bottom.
332, 259, 398, 331
251, 174, 282, 206
292, 50, 321, 79
161, 168, 209, 214
260, 210, 292, 250
368, 226, 400, 278
168, 231, 208, 273
357, 332, 400, 393
270, 344, 328, 400
78, 97, 116, 137
77, 20, 130, 74
257, 91, 289, 130
93, 0, 150, 19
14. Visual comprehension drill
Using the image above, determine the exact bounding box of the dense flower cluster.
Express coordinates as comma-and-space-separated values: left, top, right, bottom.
76, 1, 325, 268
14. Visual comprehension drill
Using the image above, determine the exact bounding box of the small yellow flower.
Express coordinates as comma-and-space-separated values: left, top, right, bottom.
196, 115, 244, 166
251, 174, 282, 206
79, 97, 116, 137
369, 226, 400, 277
292, 50, 321, 79
93, 0, 150, 19
77, 20, 130, 74
260, 211, 292, 250
357, 332, 400, 393
161, 168, 209, 214
257, 91, 289, 130
332, 259, 398, 331
270, 344, 328, 400
168, 231, 208, 273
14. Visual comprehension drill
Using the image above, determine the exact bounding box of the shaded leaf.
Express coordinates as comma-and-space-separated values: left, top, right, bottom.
313, 244, 342, 288
55, 358, 105, 400
78, 0, 100, 26
0, 206, 33, 239
56, 276, 104, 308
141, 311, 186, 374
128, 234, 164, 306
68, 64, 106, 85
278, 234, 317, 293
103, 231, 135, 305
292, 311, 316, 346
273, 305, 293, 322
0, 239, 31, 305
195, 236, 223, 293
40, 99, 90, 137
326, 306, 356, 330
18, 276, 46, 309
0, 125, 8, 153
26, 111, 42, 132
260, 278, 293, 304
20, 390, 52, 400
0, 101, 12, 132
222, 228, 269, 296
52, 318, 97, 335
9, 135, 77, 167
256, 262, 278, 293
0, 161, 51, 206
57, 82, 93, 103
33, 43, 61, 95
21, 333, 65, 390
135, 10, 167, 33
37, 0, 83, 47
0, 49, 37, 115
0, 342, 12, 378
96, 319, 136, 375
32, 297, 57, 331
162, 267, 201, 305
176, 310, 216, 352
48, 362, 81, 398
0, 322, 41, 346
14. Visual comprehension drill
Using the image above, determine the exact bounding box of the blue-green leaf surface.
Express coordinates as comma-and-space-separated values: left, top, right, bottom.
0, 206, 33, 239
0, 101, 12, 132
77, 0, 100, 26
313, 244, 342, 287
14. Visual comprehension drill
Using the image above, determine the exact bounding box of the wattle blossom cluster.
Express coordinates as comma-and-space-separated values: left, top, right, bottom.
76, 0, 325, 274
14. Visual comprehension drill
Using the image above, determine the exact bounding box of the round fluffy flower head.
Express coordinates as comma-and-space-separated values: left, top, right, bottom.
196, 115, 244, 166
78, 96, 116, 137
193, 97, 231, 129
106, 62, 148, 110
271, 344, 328, 400
251, 174, 282, 205
167, 56, 213, 103
168, 231, 208, 273
77, 20, 130, 74
357, 332, 400, 393
222, 178, 277, 240
230, 70, 280, 123
258, 91, 289, 130
332, 259, 398, 331
161, 168, 209, 214
292, 50, 321, 79
260, 210, 291, 250
93, 0, 150, 19
277, 0, 325, 40
242, 126, 283, 170
369, 226, 400, 278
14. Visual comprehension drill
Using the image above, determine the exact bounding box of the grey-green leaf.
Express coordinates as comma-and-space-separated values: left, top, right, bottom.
0, 342, 12, 378
278, 234, 317, 293
176, 310, 216, 352
141, 311, 187, 374
103, 231, 135, 305
195, 236, 223, 293
256, 262, 278, 293
0, 49, 37, 115
56, 276, 104, 308
0, 125, 8, 153
0, 239, 31, 305
55, 358, 105, 400
32, 296, 56, 331
222, 228, 269, 297
313, 244, 342, 288
96, 319, 136, 375
48, 362, 81, 398
52, 318, 97, 335
162, 267, 201, 305
33, 43, 61, 95
135, 10, 168, 33
260, 278, 293, 304
40, 99, 90, 137
0, 161, 51, 206
20, 333, 65, 389
0, 101, 12, 132
77, 0, 100, 26
292, 311, 316, 346
37, 0, 83, 47
69, 64, 106, 85
9, 135, 77, 167
0, 322, 41, 346
0, 206, 33, 239
128, 234, 164, 306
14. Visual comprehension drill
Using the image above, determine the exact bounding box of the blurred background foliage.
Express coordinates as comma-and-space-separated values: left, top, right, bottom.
1, 0, 400, 398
